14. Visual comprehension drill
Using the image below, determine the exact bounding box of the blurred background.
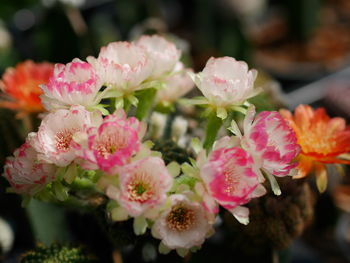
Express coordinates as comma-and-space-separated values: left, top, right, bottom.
0, 0, 350, 262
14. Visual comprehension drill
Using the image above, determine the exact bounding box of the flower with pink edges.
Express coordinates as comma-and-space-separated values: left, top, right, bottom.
75, 109, 145, 174
28, 105, 102, 167
200, 136, 266, 224
106, 157, 173, 217
136, 35, 181, 78
242, 106, 301, 177
156, 62, 194, 104
40, 58, 102, 110
87, 41, 152, 91
194, 57, 258, 107
151, 194, 213, 250
3, 142, 56, 195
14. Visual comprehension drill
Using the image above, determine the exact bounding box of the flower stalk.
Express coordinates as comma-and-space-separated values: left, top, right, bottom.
203, 111, 223, 152
135, 88, 157, 120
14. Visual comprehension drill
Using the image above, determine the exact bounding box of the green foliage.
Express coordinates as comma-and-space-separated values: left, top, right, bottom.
21, 243, 98, 263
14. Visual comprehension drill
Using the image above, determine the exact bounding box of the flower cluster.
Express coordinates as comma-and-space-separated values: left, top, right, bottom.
2, 35, 302, 256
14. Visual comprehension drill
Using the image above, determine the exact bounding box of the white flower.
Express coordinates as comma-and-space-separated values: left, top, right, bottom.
157, 62, 194, 104
3, 142, 56, 195
28, 105, 102, 166
87, 41, 153, 91
171, 116, 188, 145
136, 35, 181, 78
152, 194, 213, 250
149, 112, 167, 139
106, 157, 173, 218
40, 58, 102, 110
195, 57, 258, 107
226, 0, 266, 17
0, 217, 14, 254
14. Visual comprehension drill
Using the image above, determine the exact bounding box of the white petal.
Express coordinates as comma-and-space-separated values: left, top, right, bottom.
229, 206, 250, 225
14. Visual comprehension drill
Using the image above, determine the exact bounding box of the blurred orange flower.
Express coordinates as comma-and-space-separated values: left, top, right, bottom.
0, 60, 54, 117
280, 104, 350, 192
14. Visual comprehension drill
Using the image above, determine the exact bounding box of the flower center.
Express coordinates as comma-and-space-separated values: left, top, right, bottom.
167, 205, 195, 232
223, 160, 239, 195
55, 129, 76, 152
95, 128, 128, 159
127, 173, 154, 203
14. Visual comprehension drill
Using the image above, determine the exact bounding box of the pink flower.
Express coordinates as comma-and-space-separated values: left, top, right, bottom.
106, 157, 173, 217
3, 142, 56, 195
76, 109, 144, 173
40, 59, 102, 110
136, 35, 181, 78
156, 63, 194, 104
195, 57, 258, 107
242, 107, 300, 177
87, 42, 152, 91
151, 194, 213, 250
28, 105, 101, 167
200, 139, 265, 223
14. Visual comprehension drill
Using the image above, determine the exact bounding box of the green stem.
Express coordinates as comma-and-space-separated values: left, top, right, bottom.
123, 98, 131, 113
203, 112, 223, 152
135, 88, 157, 120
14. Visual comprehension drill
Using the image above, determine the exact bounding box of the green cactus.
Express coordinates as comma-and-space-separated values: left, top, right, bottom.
21, 243, 98, 263
152, 140, 193, 165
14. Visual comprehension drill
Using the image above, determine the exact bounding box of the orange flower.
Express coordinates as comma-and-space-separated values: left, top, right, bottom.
280, 104, 350, 192
0, 60, 54, 117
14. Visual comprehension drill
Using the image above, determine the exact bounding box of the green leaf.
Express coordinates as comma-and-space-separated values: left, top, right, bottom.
173, 175, 198, 190
133, 216, 148, 235
127, 94, 139, 106
316, 166, 328, 193
230, 105, 247, 115
176, 248, 189, 257
216, 107, 227, 120
191, 137, 203, 154
181, 163, 196, 176
52, 182, 69, 201
100, 89, 123, 99
167, 162, 181, 177
227, 119, 242, 137
158, 242, 171, 255
111, 206, 129, 221
115, 98, 124, 109
64, 163, 77, 184
91, 104, 110, 116
179, 97, 209, 105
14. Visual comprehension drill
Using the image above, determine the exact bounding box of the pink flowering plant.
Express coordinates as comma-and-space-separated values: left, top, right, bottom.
1, 35, 301, 257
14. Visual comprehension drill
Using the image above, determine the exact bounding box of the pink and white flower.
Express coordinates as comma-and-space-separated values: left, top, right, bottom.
136, 35, 181, 78
75, 109, 144, 173
40, 59, 102, 110
87, 42, 152, 91
3, 142, 56, 195
28, 105, 101, 167
200, 138, 266, 224
194, 57, 258, 107
156, 63, 194, 104
242, 107, 300, 177
151, 194, 213, 250
106, 157, 173, 217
